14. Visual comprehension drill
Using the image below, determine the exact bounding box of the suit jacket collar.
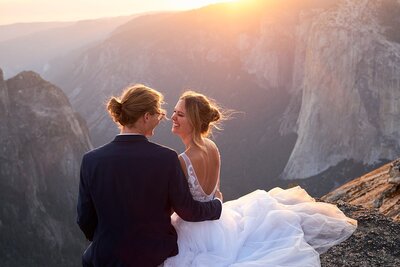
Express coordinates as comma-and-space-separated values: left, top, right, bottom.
112, 134, 148, 143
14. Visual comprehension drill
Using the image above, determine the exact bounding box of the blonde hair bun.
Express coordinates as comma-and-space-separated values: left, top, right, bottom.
107, 97, 123, 123
209, 107, 221, 123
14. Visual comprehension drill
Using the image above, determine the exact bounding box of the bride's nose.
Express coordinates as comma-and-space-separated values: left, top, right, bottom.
171, 112, 177, 120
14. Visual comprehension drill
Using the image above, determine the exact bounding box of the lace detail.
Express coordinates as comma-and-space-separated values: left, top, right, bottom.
180, 153, 216, 202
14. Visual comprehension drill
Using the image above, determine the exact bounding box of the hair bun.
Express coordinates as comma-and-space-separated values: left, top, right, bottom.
210, 108, 221, 123
107, 97, 123, 123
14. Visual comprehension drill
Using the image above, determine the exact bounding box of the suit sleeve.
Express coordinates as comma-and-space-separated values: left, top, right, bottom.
76, 155, 98, 241
168, 153, 222, 222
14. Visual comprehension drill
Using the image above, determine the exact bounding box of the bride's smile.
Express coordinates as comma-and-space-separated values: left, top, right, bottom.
171, 99, 193, 138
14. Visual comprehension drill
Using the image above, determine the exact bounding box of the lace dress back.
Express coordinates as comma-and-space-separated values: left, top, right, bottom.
180, 152, 217, 202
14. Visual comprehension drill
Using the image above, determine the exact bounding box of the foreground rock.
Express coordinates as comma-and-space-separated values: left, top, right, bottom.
321, 158, 400, 265
323, 160, 400, 222
321, 201, 400, 266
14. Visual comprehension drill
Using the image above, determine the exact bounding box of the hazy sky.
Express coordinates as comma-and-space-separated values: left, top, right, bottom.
0, 0, 233, 25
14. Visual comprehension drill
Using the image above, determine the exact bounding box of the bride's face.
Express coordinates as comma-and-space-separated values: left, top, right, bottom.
171, 99, 193, 138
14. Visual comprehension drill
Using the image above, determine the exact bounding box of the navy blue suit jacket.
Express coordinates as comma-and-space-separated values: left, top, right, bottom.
77, 135, 222, 267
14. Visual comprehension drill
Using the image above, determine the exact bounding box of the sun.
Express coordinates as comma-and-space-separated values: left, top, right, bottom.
170, 0, 239, 10
193, 0, 238, 5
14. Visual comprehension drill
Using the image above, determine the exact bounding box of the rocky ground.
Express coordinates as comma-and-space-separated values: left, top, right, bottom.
320, 201, 400, 267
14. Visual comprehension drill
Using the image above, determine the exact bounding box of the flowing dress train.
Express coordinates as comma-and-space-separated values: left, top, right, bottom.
164, 153, 357, 267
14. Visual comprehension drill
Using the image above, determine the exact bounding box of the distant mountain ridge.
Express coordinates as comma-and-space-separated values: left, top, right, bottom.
0, 21, 74, 42
0, 15, 138, 79
0, 68, 92, 266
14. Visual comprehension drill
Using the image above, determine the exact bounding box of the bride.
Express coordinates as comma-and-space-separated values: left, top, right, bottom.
164, 91, 357, 267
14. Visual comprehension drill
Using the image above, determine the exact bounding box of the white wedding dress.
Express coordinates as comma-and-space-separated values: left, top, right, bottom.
164, 153, 357, 267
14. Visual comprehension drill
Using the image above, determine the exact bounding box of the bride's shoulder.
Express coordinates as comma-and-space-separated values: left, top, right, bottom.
204, 138, 220, 157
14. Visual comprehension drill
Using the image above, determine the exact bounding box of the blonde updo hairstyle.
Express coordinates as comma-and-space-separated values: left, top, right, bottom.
107, 84, 164, 127
180, 91, 224, 148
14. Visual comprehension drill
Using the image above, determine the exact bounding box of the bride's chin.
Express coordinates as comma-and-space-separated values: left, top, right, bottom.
171, 129, 183, 138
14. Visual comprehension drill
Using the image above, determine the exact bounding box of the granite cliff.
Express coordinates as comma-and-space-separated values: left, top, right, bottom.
281, 0, 400, 179
0, 69, 92, 266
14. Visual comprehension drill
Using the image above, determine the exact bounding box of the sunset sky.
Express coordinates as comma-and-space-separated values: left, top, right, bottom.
0, 0, 235, 25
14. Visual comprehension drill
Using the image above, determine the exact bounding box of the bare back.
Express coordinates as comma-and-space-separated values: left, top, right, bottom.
179, 138, 220, 196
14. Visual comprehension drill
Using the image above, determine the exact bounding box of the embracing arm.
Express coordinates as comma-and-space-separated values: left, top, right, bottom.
214, 189, 223, 202
76, 156, 98, 241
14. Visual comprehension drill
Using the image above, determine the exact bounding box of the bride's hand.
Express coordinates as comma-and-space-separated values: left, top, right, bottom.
214, 189, 223, 202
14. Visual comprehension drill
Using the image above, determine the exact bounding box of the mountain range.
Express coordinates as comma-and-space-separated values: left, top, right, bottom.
1, 0, 399, 200
0, 15, 138, 79
34, 0, 400, 198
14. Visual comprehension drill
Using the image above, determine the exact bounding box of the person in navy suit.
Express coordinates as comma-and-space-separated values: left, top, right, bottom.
77, 84, 222, 267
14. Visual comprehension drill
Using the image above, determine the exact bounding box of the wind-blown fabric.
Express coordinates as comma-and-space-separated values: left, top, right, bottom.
165, 185, 357, 267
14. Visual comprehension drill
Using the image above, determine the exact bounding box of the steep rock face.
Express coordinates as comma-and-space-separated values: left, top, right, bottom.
282, 0, 400, 179
0, 70, 92, 266
322, 159, 400, 222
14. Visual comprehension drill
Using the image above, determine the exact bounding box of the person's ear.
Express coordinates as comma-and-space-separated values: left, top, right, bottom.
144, 112, 150, 121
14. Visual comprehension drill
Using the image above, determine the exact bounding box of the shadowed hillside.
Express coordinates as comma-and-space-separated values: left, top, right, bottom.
0, 69, 92, 266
